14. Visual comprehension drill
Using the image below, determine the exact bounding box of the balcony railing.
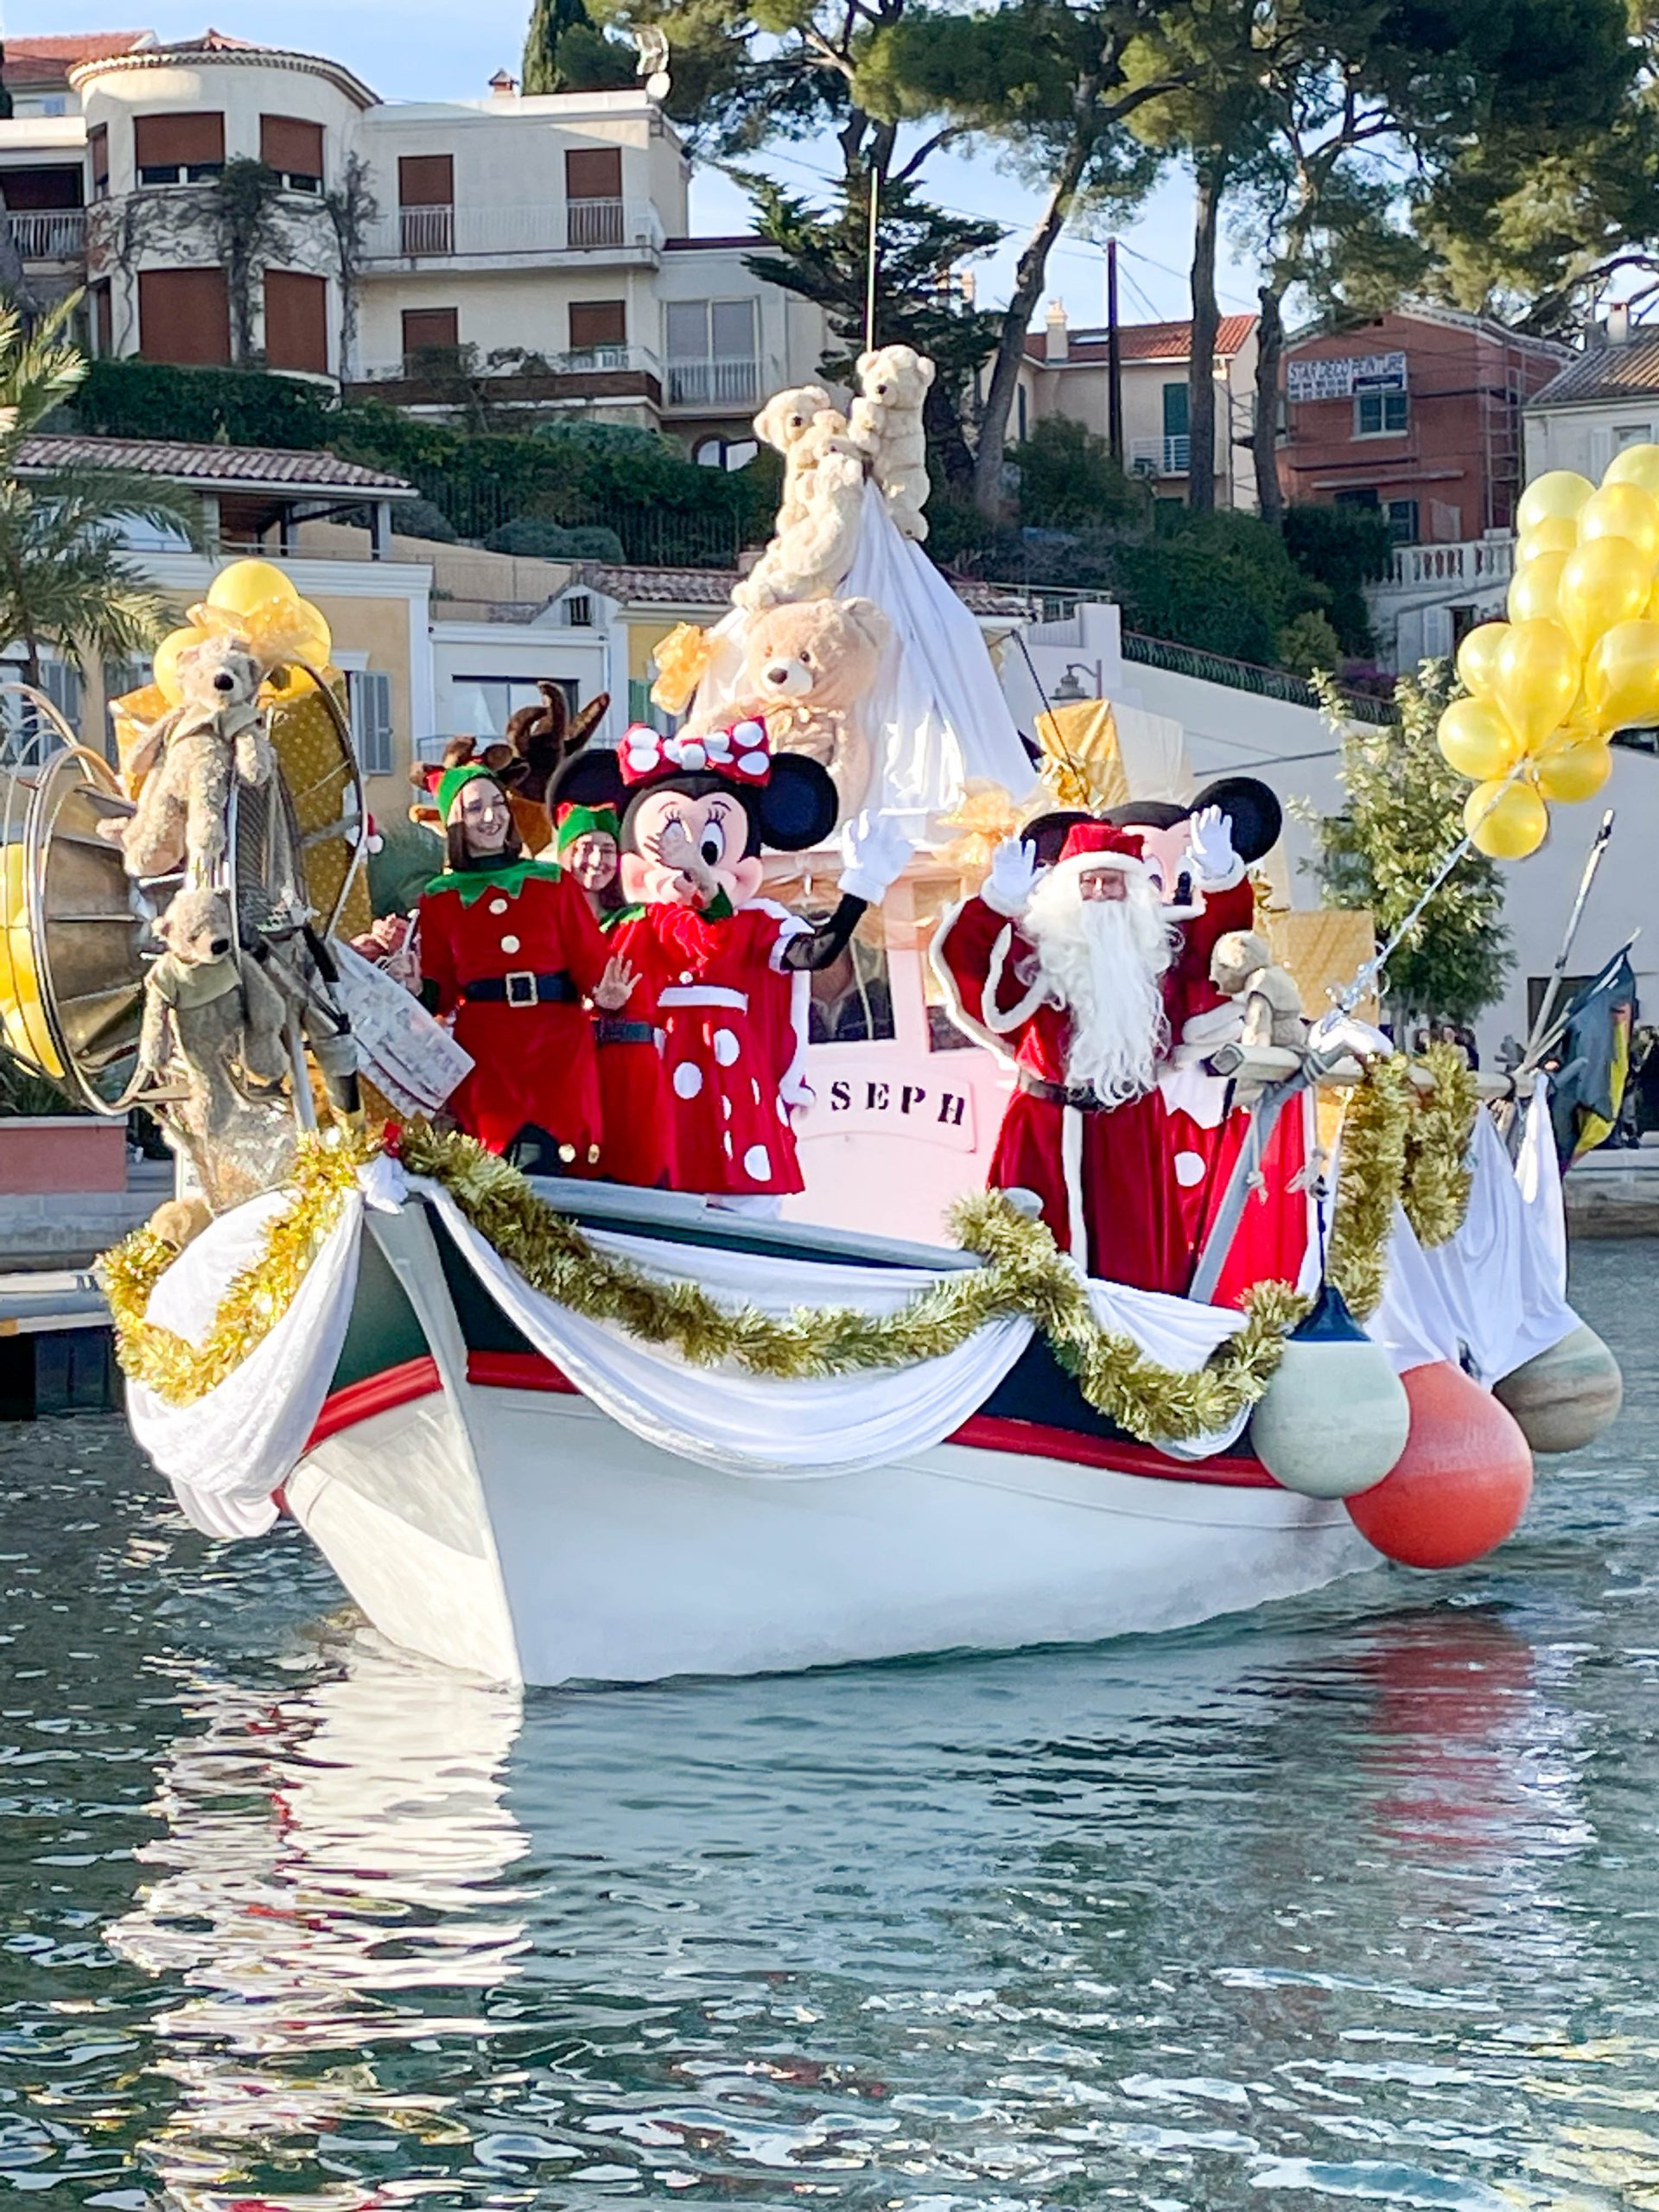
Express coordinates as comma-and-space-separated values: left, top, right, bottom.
370, 200, 664, 262
356, 343, 664, 391
1385, 537, 1516, 593
7, 209, 86, 259
1129, 433, 1191, 476
665, 356, 762, 408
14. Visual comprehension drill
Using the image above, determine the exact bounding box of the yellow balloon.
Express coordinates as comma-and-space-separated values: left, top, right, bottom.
1438, 696, 1522, 781
151, 624, 208, 709
1516, 517, 1580, 564
1516, 470, 1594, 536
1604, 442, 1659, 499
206, 558, 301, 618
1491, 618, 1580, 749
1578, 480, 1659, 563
260, 617, 334, 699
1455, 622, 1508, 699
0, 845, 61, 1076
1508, 551, 1568, 626
1557, 536, 1654, 655
1532, 741, 1613, 804
1465, 779, 1548, 860
1584, 617, 1659, 731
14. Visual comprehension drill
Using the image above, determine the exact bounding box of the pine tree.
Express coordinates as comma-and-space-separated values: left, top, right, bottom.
523, 0, 631, 95
1300, 669, 1514, 1031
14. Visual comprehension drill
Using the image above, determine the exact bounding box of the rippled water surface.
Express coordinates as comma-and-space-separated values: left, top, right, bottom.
3, 1243, 1659, 2209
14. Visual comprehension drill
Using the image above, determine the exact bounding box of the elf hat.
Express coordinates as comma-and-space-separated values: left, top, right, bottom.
554, 799, 621, 852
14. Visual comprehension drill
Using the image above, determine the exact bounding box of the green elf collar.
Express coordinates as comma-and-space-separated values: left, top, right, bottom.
424, 855, 567, 905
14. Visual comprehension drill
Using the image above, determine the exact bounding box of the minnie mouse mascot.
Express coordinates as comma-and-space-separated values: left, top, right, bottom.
551, 716, 911, 1210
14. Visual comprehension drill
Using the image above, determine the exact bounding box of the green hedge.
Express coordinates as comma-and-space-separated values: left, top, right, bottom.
67, 359, 780, 567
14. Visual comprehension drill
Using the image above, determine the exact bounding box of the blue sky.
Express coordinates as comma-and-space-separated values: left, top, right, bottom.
14, 1, 1263, 324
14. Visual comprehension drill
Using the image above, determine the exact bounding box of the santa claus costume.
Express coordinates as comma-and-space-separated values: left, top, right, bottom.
933, 794, 1311, 1299
550, 716, 912, 1208
417, 763, 624, 1170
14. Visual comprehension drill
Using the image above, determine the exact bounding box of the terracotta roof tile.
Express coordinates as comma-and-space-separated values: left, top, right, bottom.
582, 563, 1031, 618
1024, 314, 1255, 365
1530, 334, 1659, 409
3, 30, 151, 86
17, 433, 416, 495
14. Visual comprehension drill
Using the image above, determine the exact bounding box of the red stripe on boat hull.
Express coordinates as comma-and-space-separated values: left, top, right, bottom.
303, 1345, 1275, 1489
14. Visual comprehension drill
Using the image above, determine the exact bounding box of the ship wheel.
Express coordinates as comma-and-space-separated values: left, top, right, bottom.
0, 686, 151, 1115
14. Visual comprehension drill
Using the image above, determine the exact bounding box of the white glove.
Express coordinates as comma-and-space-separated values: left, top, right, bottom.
1188, 804, 1241, 888
837, 809, 914, 905
983, 836, 1043, 918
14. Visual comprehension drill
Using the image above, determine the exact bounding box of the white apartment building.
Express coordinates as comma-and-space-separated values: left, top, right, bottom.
1524, 319, 1659, 484
2, 29, 829, 459
1014, 305, 1260, 511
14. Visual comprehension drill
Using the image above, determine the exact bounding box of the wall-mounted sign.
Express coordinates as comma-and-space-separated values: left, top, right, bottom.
1287, 350, 1408, 402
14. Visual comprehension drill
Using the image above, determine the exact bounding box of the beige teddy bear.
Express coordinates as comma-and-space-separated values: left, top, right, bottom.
1210, 930, 1309, 1053
681, 596, 890, 823
106, 635, 270, 880
753, 383, 841, 537
138, 887, 292, 1142
734, 427, 867, 612
849, 345, 936, 542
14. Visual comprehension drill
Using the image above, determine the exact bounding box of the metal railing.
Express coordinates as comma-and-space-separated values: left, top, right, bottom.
359, 343, 662, 387
1129, 433, 1191, 476
8, 210, 86, 259
372, 200, 663, 261
1122, 627, 1397, 723
665, 356, 762, 408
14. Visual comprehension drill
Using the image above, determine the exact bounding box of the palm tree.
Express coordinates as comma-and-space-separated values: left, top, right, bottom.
0, 293, 201, 702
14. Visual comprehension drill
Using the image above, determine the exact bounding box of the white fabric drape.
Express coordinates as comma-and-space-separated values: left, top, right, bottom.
130, 1189, 365, 1538
690, 485, 1033, 831
1365, 1099, 1577, 1384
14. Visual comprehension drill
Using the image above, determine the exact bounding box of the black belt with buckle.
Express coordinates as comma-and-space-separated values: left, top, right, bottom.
464, 969, 578, 1007
1017, 1067, 1108, 1111
594, 1017, 658, 1046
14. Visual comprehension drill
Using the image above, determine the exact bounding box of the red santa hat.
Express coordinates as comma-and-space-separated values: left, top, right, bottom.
1052, 820, 1149, 878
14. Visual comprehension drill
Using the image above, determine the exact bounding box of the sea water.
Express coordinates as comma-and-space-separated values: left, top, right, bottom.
1, 1243, 1657, 2209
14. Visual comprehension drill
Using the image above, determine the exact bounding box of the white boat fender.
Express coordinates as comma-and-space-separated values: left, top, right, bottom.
1248, 1281, 1410, 1499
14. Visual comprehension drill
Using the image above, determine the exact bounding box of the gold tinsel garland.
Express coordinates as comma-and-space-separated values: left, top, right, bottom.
99, 1135, 364, 1406
101, 1054, 1482, 1433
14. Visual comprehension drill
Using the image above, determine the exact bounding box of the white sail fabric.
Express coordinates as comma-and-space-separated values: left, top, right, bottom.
129, 1187, 364, 1537
1366, 1095, 1578, 1384
690, 483, 1033, 830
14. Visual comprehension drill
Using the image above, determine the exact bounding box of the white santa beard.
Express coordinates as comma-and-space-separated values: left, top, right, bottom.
1020, 869, 1179, 1103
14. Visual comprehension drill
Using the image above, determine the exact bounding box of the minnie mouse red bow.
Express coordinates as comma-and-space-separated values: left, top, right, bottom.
620, 717, 772, 786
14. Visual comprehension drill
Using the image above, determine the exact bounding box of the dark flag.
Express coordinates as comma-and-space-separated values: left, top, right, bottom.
1545, 948, 1639, 1169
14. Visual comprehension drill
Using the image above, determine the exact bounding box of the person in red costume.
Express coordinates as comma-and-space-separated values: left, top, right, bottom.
418, 763, 635, 1172
932, 778, 1308, 1297
551, 798, 675, 1190
550, 716, 912, 1211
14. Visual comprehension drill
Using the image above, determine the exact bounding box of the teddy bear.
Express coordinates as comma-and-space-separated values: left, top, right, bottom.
848, 345, 936, 542
677, 596, 890, 823
753, 383, 840, 537
1210, 929, 1309, 1054
733, 429, 868, 613
145, 1193, 213, 1250
105, 635, 270, 881
138, 887, 292, 1144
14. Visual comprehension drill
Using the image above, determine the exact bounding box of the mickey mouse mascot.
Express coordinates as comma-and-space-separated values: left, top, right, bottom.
552, 716, 911, 1210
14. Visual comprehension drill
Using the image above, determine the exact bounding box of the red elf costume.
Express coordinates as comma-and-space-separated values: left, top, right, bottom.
418, 761, 619, 1170
550, 716, 912, 1206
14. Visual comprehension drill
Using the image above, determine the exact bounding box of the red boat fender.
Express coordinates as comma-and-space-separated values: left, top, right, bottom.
1344, 1360, 1534, 1569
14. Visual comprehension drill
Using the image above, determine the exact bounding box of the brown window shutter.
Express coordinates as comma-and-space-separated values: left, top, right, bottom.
565, 146, 621, 200
260, 115, 324, 179
93, 283, 112, 356
134, 111, 226, 169
89, 126, 109, 187
138, 268, 232, 365
569, 299, 626, 349
402, 307, 460, 355
398, 154, 453, 207
264, 271, 329, 373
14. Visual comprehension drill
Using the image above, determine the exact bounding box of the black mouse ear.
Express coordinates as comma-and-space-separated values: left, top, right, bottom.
758, 756, 839, 852
1020, 810, 1095, 868
550, 747, 626, 817
1191, 775, 1282, 864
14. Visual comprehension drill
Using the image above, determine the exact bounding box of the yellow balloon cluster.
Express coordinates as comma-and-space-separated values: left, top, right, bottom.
149, 558, 334, 712
1436, 455, 1659, 858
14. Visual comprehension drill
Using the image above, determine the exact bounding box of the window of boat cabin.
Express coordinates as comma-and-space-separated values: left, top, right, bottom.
763, 881, 895, 1044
